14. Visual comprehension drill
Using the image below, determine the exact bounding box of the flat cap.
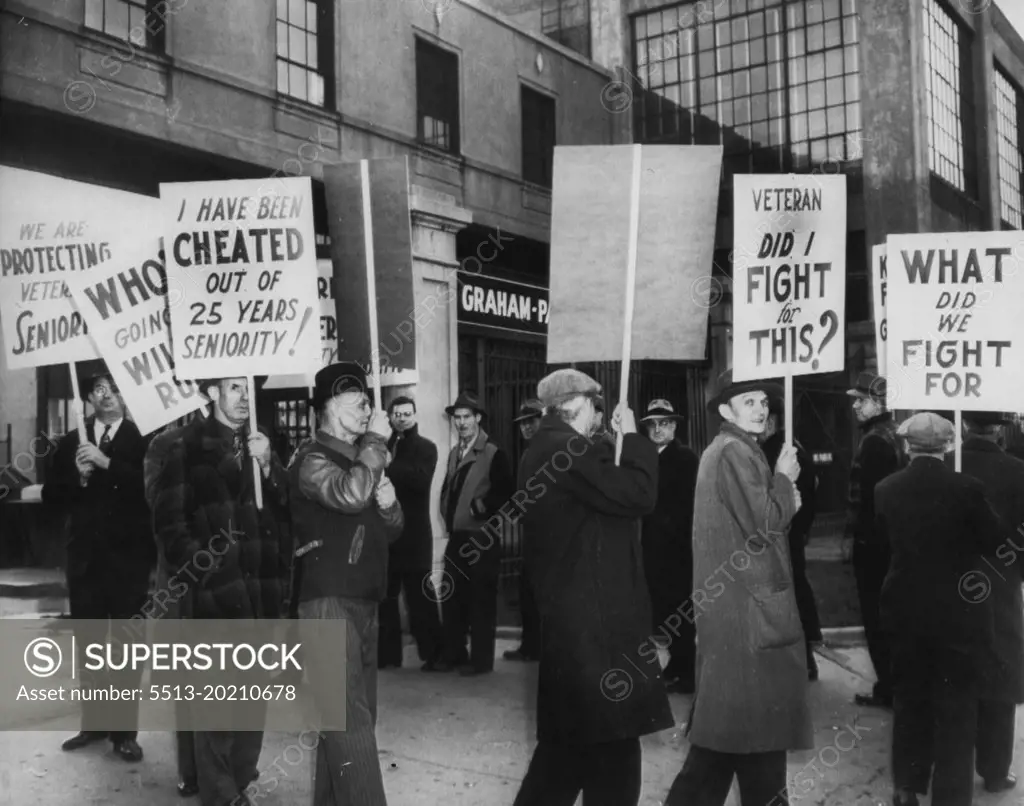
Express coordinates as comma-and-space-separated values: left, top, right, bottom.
537, 369, 601, 409
514, 399, 544, 423
897, 411, 955, 453
847, 371, 887, 402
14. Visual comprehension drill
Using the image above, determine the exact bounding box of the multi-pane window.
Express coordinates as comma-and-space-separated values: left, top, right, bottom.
84, 0, 167, 50
522, 87, 557, 187
542, 0, 592, 58
416, 39, 461, 154
923, 0, 968, 191
276, 0, 332, 108
994, 68, 1024, 229
631, 0, 862, 171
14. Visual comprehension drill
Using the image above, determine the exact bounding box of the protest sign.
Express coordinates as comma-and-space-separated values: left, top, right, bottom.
885, 232, 1024, 412
731, 175, 847, 383
0, 167, 163, 371
546, 145, 723, 364
160, 177, 321, 380
263, 259, 339, 390
64, 244, 207, 435
324, 158, 416, 388
871, 244, 888, 371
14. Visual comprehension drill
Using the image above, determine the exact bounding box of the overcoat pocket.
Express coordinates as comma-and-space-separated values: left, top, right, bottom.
749, 587, 803, 650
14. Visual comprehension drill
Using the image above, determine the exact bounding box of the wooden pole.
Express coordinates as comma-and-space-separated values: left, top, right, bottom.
784, 374, 793, 448
615, 144, 643, 467
954, 409, 962, 472
68, 362, 87, 444
360, 159, 383, 406
248, 376, 263, 510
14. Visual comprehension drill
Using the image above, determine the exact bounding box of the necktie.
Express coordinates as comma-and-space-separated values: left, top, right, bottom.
99, 424, 112, 455
232, 430, 245, 469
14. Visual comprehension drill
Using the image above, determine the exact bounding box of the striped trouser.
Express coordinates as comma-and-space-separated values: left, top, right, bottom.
298, 596, 387, 806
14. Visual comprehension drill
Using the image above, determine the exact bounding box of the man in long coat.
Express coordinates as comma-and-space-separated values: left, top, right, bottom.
42, 365, 153, 762
513, 370, 673, 806
378, 394, 442, 670
876, 412, 1005, 806
665, 370, 811, 805
960, 412, 1024, 794
639, 399, 699, 693
761, 398, 822, 680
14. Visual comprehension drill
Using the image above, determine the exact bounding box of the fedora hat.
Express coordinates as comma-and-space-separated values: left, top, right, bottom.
962, 411, 1012, 428
445, 392, 485, 417
640, 399, 685, 422
513, 398, 543, 423
312, 362, 369, 413
708, 369, 783, 410
846, 371, 887, 402
76, 361, 118, 401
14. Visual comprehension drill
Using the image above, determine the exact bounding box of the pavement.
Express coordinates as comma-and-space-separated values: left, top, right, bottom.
0, 636, 1022, 806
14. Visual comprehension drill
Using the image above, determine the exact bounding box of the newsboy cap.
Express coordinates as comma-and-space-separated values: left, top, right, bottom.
513, 399, 544, 423
897, 411, 955, 453
847, 371, 887, 403
313, 362, 368, 413
537, 369, 602, 409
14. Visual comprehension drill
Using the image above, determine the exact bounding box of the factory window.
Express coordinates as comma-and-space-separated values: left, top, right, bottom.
84, 0, 168, 51
994, 67, 1024, 229
923, 0, 975, 195
522, 87, 557, 188
630, 0, 863, 172
542, 0, 592, 58
276, 0, 333, 108
416, 39, 461, 154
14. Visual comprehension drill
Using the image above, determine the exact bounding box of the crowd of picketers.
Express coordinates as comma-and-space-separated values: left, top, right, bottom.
38, 359, 1023, 806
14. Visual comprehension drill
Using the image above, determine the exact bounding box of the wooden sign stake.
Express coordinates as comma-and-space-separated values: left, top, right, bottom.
954, 409, 962, 473
784, 374, 794, 448
615, 144, 643, 467
248, 376, 263, 510
360, 159, 383, 406
68, 362, 88, 444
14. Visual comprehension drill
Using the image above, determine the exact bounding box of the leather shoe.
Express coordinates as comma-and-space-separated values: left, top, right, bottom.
61, 731, 107, 751
984, 774, 1017, 792
177, 780, 199, 797
854, 692, 892, 708
113, 738, 144, 762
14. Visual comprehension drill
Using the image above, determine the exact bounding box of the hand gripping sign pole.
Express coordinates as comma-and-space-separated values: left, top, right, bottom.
614, 145, 643, 467
68, 363, 88, 444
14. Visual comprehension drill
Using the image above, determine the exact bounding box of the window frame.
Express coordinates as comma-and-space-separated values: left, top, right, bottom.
415, 37, 462, 156
994, 64, 1024, 229
83, 0, 168, 52
275, 0, 335, 110
521, 85, 557, 188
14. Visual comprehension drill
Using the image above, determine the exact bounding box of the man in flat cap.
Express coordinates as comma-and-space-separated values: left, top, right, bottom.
593, 395, 615, 446
378, 394, 442, 671
666, 369, 809, 806
42, 364, 153, 763
288, 362, 403, 805
513, 369, 672, 806
960, 412, 1024, 794
845, 371, 905, 708
436, 392, 514, 675
638, 399, 699, 693
877, 412, 1005, 806
153, 376, 291, 806
761, 395, 822, 680
505, 398, 544, 663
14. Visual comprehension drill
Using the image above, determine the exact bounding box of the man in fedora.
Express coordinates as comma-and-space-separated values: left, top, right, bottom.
505, 398, 544, 663
845, 371, 905, 708
42, 363, 153, 763
288, 362, 403, 805
514, 369, 672, 805
960, 411, 1024, 795
436, 392, 514, 675
639, 399, 699, 693
878, 412, 1004, 806
665, 370, 810, 805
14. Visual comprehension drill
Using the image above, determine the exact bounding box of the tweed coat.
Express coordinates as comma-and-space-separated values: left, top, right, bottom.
687, 421, 813, 753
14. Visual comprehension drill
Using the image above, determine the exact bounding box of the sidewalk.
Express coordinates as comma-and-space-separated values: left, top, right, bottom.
2, 637, 1021, 805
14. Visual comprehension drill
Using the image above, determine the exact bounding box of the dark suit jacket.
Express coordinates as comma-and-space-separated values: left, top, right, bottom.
875, 456, 1005, 651
386, 424, 438, 571
962, 438, 1024, 702
640, 439, 699, 601
41, 416, 153, 587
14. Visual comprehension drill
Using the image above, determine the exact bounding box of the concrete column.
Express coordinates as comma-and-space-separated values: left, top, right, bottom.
590, 0, 627, 73
405, 187, 472, 567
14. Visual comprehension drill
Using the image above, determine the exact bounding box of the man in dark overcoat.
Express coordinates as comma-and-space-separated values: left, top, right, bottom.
513, 369, 673, 806
960, 411, 1024, 794
42, 365, 153, 762
761, 397, 822, 680
876, 412, 1005, 806
154, 376, 291, 806
378, 394, 442, 670
845, 372, 905, 708
665, 370, 810, 805
639, 398, 699, 693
